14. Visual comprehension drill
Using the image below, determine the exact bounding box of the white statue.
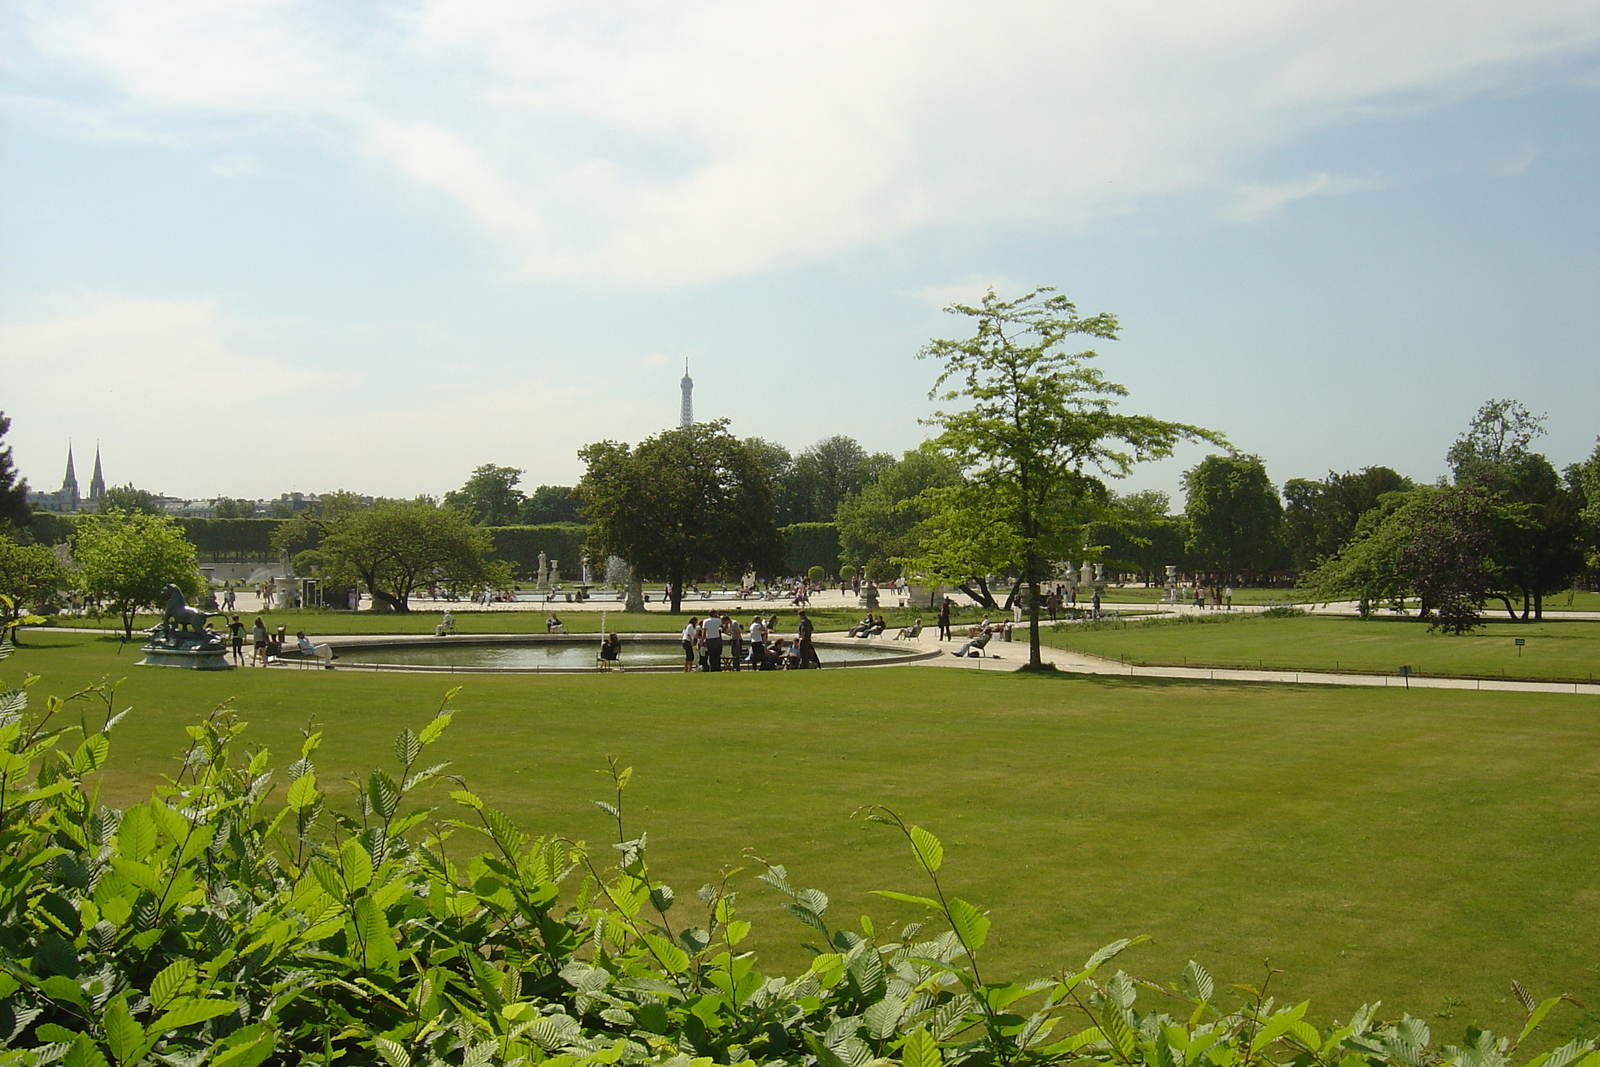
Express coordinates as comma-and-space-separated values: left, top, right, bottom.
537, 551, 548, 589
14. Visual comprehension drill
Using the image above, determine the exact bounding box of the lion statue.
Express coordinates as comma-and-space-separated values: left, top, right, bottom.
161, 583, 215, 640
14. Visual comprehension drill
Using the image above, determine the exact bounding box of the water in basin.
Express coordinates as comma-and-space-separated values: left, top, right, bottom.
339, 639, 913, 670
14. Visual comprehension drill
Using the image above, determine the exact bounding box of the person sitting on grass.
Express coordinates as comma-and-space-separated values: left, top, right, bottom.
951, 630, 993, 658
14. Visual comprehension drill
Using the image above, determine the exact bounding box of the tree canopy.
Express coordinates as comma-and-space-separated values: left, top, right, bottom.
444, 464, 527, 526
1182, 454, 1286, 577
281, 499, 510, 612
0, 412, 30, 531
73, 510, 202, 638
0, 539, 70, 631
578, 421, 783, 613
1283, 466, 1413, 572
914, 287, 1222, 667
99, 486, 163, 515
835, 449, 962, 580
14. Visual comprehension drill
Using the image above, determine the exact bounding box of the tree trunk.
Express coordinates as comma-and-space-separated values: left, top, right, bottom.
1497, 595, 1517, 619
668, 567, 684, 613
957, 578, 998, 610
372, 589, 407, 614
1027, 577, 1042, 668
624, 562, 645, 612
1534, 592, 1543, 620
1002, 578, 1023, 611
1520, 590, 1530, 621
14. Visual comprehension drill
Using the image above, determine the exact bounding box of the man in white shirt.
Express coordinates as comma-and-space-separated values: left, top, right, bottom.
747, 615, 768, 670
704, 613, 724, 672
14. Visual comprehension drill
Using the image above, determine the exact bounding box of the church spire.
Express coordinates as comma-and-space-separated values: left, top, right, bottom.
89, 446, 105, 502
61, 445, 79, 502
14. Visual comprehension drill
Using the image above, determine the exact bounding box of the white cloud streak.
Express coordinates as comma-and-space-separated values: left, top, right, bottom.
7, 0, 1600, 286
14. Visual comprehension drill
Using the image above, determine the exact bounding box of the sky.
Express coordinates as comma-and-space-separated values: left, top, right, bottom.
2, 0, 1598, 508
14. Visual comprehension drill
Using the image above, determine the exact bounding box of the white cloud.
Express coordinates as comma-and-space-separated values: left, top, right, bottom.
209, 153, 261, 178
0, 291, 663, 498
904, 276, 1027, 310
7, 0, 1600, 285
1228, 172, 1380, 220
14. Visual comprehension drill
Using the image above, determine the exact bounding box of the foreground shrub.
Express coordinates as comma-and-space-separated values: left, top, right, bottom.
0, 643, 1595, 1067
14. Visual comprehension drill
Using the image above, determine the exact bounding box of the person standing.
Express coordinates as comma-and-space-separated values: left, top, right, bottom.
704, 613, 724, 672
796, 610, 821, 669
727, 614, 743, 671
1224, 585, 1234, 610
222, 582, 236, 612
937, 598, 952, 641
747, 614, 767, 669
681, 617, 698, 672
1091, 590, 1102, 619
250, 616, 269, 666
227, 614, 245, 665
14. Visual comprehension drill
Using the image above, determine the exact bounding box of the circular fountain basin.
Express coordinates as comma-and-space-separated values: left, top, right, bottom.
317, 634, 935, 673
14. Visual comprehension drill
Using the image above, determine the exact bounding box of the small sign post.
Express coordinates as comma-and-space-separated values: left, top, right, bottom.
1400, 664, 1411, 689
1515, 638, 1526, 657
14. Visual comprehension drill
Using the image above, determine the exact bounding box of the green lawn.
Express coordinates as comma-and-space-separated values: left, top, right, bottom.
8, 632, 1599, 1045
1042, 614, 1600, 682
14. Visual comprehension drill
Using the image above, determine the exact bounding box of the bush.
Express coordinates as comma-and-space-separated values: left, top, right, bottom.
782, 522, 839, 576
0, 645, 1594, 1067
1260, 605, 1309, 618
839, 564, 857, 582
487, 524, 589, 581
807, 565, 826, 583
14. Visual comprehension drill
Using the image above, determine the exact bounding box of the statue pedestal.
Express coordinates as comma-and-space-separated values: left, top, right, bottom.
138, 644, 233, 670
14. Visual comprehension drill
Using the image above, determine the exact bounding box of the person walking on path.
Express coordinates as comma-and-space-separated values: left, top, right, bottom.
250, 616, 269, 667
227, 614, 245, 665
796, 610, 822, 669
937, 599, 952, 641
222, 583, 236, 612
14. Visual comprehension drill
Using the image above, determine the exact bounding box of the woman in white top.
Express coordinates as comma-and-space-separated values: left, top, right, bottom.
681, 618, 699, 672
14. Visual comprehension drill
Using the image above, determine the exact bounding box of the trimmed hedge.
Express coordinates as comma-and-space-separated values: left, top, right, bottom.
486, 523, 590, 580
782, 521, 839, 576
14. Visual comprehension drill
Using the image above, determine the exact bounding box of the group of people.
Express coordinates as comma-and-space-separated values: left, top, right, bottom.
846, 614, 887, 637
679, 610, 824, 672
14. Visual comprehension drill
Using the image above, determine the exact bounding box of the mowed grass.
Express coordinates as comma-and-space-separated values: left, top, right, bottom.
1044, 614, 1600, 683
10, 633, 1600, 1044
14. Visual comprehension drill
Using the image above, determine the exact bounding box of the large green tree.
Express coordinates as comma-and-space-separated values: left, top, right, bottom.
1283, 466, 1414, 572
281, 499, 511, 612
1182, 454, 1286, 579
785, 436, 894, 524
1092, 491, 1188, 583
0, 412, 30, 531
98, 485, 162, 515
1449, 400, 1586, 619
73, 510, 202, 638
578, 421, 784, 613
914, 287, 1221, 668
0, 539, 71, 631
444, 464, 527, 526
519, 485, 582, 525
835, 449, 962, 580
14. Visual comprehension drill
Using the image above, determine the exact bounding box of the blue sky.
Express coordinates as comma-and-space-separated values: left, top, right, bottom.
2, 0, 1597, 506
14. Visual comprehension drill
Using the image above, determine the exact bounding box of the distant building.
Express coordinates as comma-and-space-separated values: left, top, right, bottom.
26, 445, 106, 514
680, 361, 694, 427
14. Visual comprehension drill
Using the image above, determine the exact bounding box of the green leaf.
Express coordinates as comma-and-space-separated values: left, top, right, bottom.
150, 997, 239, 1034
375, 1037, 413, 1067
117, 804, 155, 862
418, 713, 453, 746
1181, 960, 1214, 1003
1520, 996, 1567, 1043
869, 890, 942, 910
641, 931, 690, 974
947, 897, 990, 951
65, 1033, 110, 1067
394, 728, 421, 767
73, 733, 110, 775
901, 1028, 940, 1067
149, 959, 194, 1010
370, 768, 401, 820
210, 1025, 276, 1067
101, 995, 144, 1066
1249, 1001, 1308, 1057
450, 788, 483, 810
285, 772, 319, 812
1100, 1003, 1136, 1059
910, 826, 943, 874
340, 838, 373, 891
